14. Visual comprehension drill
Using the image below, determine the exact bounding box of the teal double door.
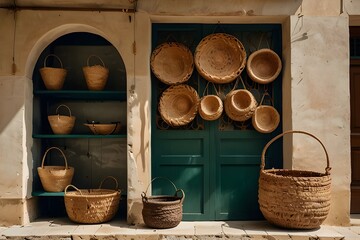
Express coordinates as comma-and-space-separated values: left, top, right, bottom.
151, 24, 283, 220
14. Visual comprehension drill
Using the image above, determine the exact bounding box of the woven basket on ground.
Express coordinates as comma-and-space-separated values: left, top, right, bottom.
246, 48, 282, 84
195, 33, 246, 84
39, 54, 67, 90
159, 84, 199, 127
37, 147, 74, 192
142, 177, 185, 229
252, 93, 280, 133
48, 104, 76, 135
83, 55, 109, 90
258, 130, 331, 229
151, 42, 194, 85
224, 89, 257, 122
64, 176, 121, 224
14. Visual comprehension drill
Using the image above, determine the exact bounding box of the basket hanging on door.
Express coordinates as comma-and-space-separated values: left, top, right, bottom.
141, 177, 185, 229
83, 55, 109, 90
39, 54, 67, 90
64, 176, 121, 224
258, 130, 331, 229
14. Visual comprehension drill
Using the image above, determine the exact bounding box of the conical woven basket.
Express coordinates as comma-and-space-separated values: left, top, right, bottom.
195, 33, 246, 84
39, 54, 67, 90
48, 104, 76, 135
37, 147, 74, 192
159, 84, 199, 127
224, 89, 257, 121
199, 95, 223, 121
258, 130, 331, 229
83, 55, 109, 90
246, 48, 282, 84
151, 42, 194, 85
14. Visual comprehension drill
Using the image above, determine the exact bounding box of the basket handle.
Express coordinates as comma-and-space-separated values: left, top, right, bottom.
41, 147, 68, 169
55, 104, 72, 117
43, 54, 63, 68
260, 130, 331, 174
87, 55, 106, 68
141, 177, 183, 202
98, 176, 119, 190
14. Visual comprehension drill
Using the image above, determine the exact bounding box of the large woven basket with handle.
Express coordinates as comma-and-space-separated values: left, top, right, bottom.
48, 104, 76, 135
83, 55, 109, 91
258, 130, 331, 229
39, 54, 67, 90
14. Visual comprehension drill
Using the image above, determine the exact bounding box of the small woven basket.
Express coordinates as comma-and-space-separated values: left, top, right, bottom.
246, 48, 282, 84
199, 95, 223, 121
142, 177, 185, 229
39, 54, 67, 90
252, 93, 280, 133
64, 176, 121, 224
84, 122, 121, 135
37, 147, 74, 192
48, 104, 76, 135
258, 130, 331, 229
83, 55, 109, 91
195, 33, 246, 84
159, 84, 199, 127
151, 42, 194, 85
224, 89, 257, 122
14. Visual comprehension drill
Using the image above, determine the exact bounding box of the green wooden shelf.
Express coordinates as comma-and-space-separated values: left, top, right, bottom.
33, 134, 127, 139
33, 90, 127, 100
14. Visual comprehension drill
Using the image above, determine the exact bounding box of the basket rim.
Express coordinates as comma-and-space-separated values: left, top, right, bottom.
261, 168, 331, 178
64, 189, 121, 198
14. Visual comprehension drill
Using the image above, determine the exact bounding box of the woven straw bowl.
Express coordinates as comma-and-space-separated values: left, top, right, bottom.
48, 105, 76, 135
84, 123, 121, 135
199, 95, 223, 121
39, 54, 67, 90
224, 89, 257, 121
159, 84, 199, 127
151, 42, 194, 85
252, 105, 280, 133
246, 49, 282, 84
195, 33, 246, 84
83, 55, 109, 90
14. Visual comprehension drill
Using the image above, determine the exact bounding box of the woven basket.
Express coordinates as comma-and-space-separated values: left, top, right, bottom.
258, 130, 331, 229
37, 147, 74, 192
224, 89, 257, 122
48, 104, 76, 135
252, 93, 280, 133
64, 176, 121, 224
83, 55, 109, 91
142, 177, 185, 229
151, 42, 194, 85
195, 33, 246, 84
84, 122, 121, 135
246, 49, 282, 84
199, 95, 223, 121
159, 84, 199, 127
39, 54, 67, 90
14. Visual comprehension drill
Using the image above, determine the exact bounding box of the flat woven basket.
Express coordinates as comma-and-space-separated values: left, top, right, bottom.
64, 176, 121, 224
258, 130, 331, 229
39, 54, 67, 90
224, 89, 258, 122
48, 104, 76, 135
83, 55, 109, 91
195, 33, 246, 84
159, 84, 199, 127
37, 147, 74, 192
151, 42, 194, 85
142, 177, 185, 229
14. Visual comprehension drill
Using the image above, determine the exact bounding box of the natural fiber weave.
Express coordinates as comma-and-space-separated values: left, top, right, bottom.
258, 130, 331, 229
195, 33, 246, 84
64, 176, 121, 224
37, 147, 74, 192
39, 54, 67, 90
83, 55, 109, 90
199, 95, 223, 121
224, 89, 257, 121
48, 104, 76, 135
246, 49, 282, 84
151, 42, 194, 85
159, 84, 199, 127
252, 93, 280, 133
84, 122, 121, 135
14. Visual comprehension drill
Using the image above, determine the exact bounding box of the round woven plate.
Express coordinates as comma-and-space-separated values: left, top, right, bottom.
151, 42, 194, 85
159, 84, 199, 127
195, 33, 246, 84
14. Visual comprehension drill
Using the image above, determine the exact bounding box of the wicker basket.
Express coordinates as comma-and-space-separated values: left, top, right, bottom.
199, 95, 223, 121
84, 122, 121, 135
48, 104, 76, 135
37, 147, 74, 192
195, 33, 246, 84
142, 177, 185, 229
39, 54, 67, 90
258, 130, 331, 229
64, 176, 121, 224
83, 55, 109, 91
224, 89, 257, 122
151, 42, 194, 85
159, 84, 199, 127
252, 93, 280, 133
246, 48, 282, 84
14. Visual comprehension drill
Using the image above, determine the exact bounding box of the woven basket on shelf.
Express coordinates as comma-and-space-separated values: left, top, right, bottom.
48, 104, 76, 135
64, 176, 121, 224
252, 93, 280, 133
84, 122, 121, 135
142, 177, 185, 229
195, 33, 246, 84
37, 147, 74, 192
83, 55, 109, 90
224, 89, 257, 122
258, 130, 331, 229
246, 48, 282, 84
159, 84, 199, 127
151, 42, 194, 85
39, 54, 67, 90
